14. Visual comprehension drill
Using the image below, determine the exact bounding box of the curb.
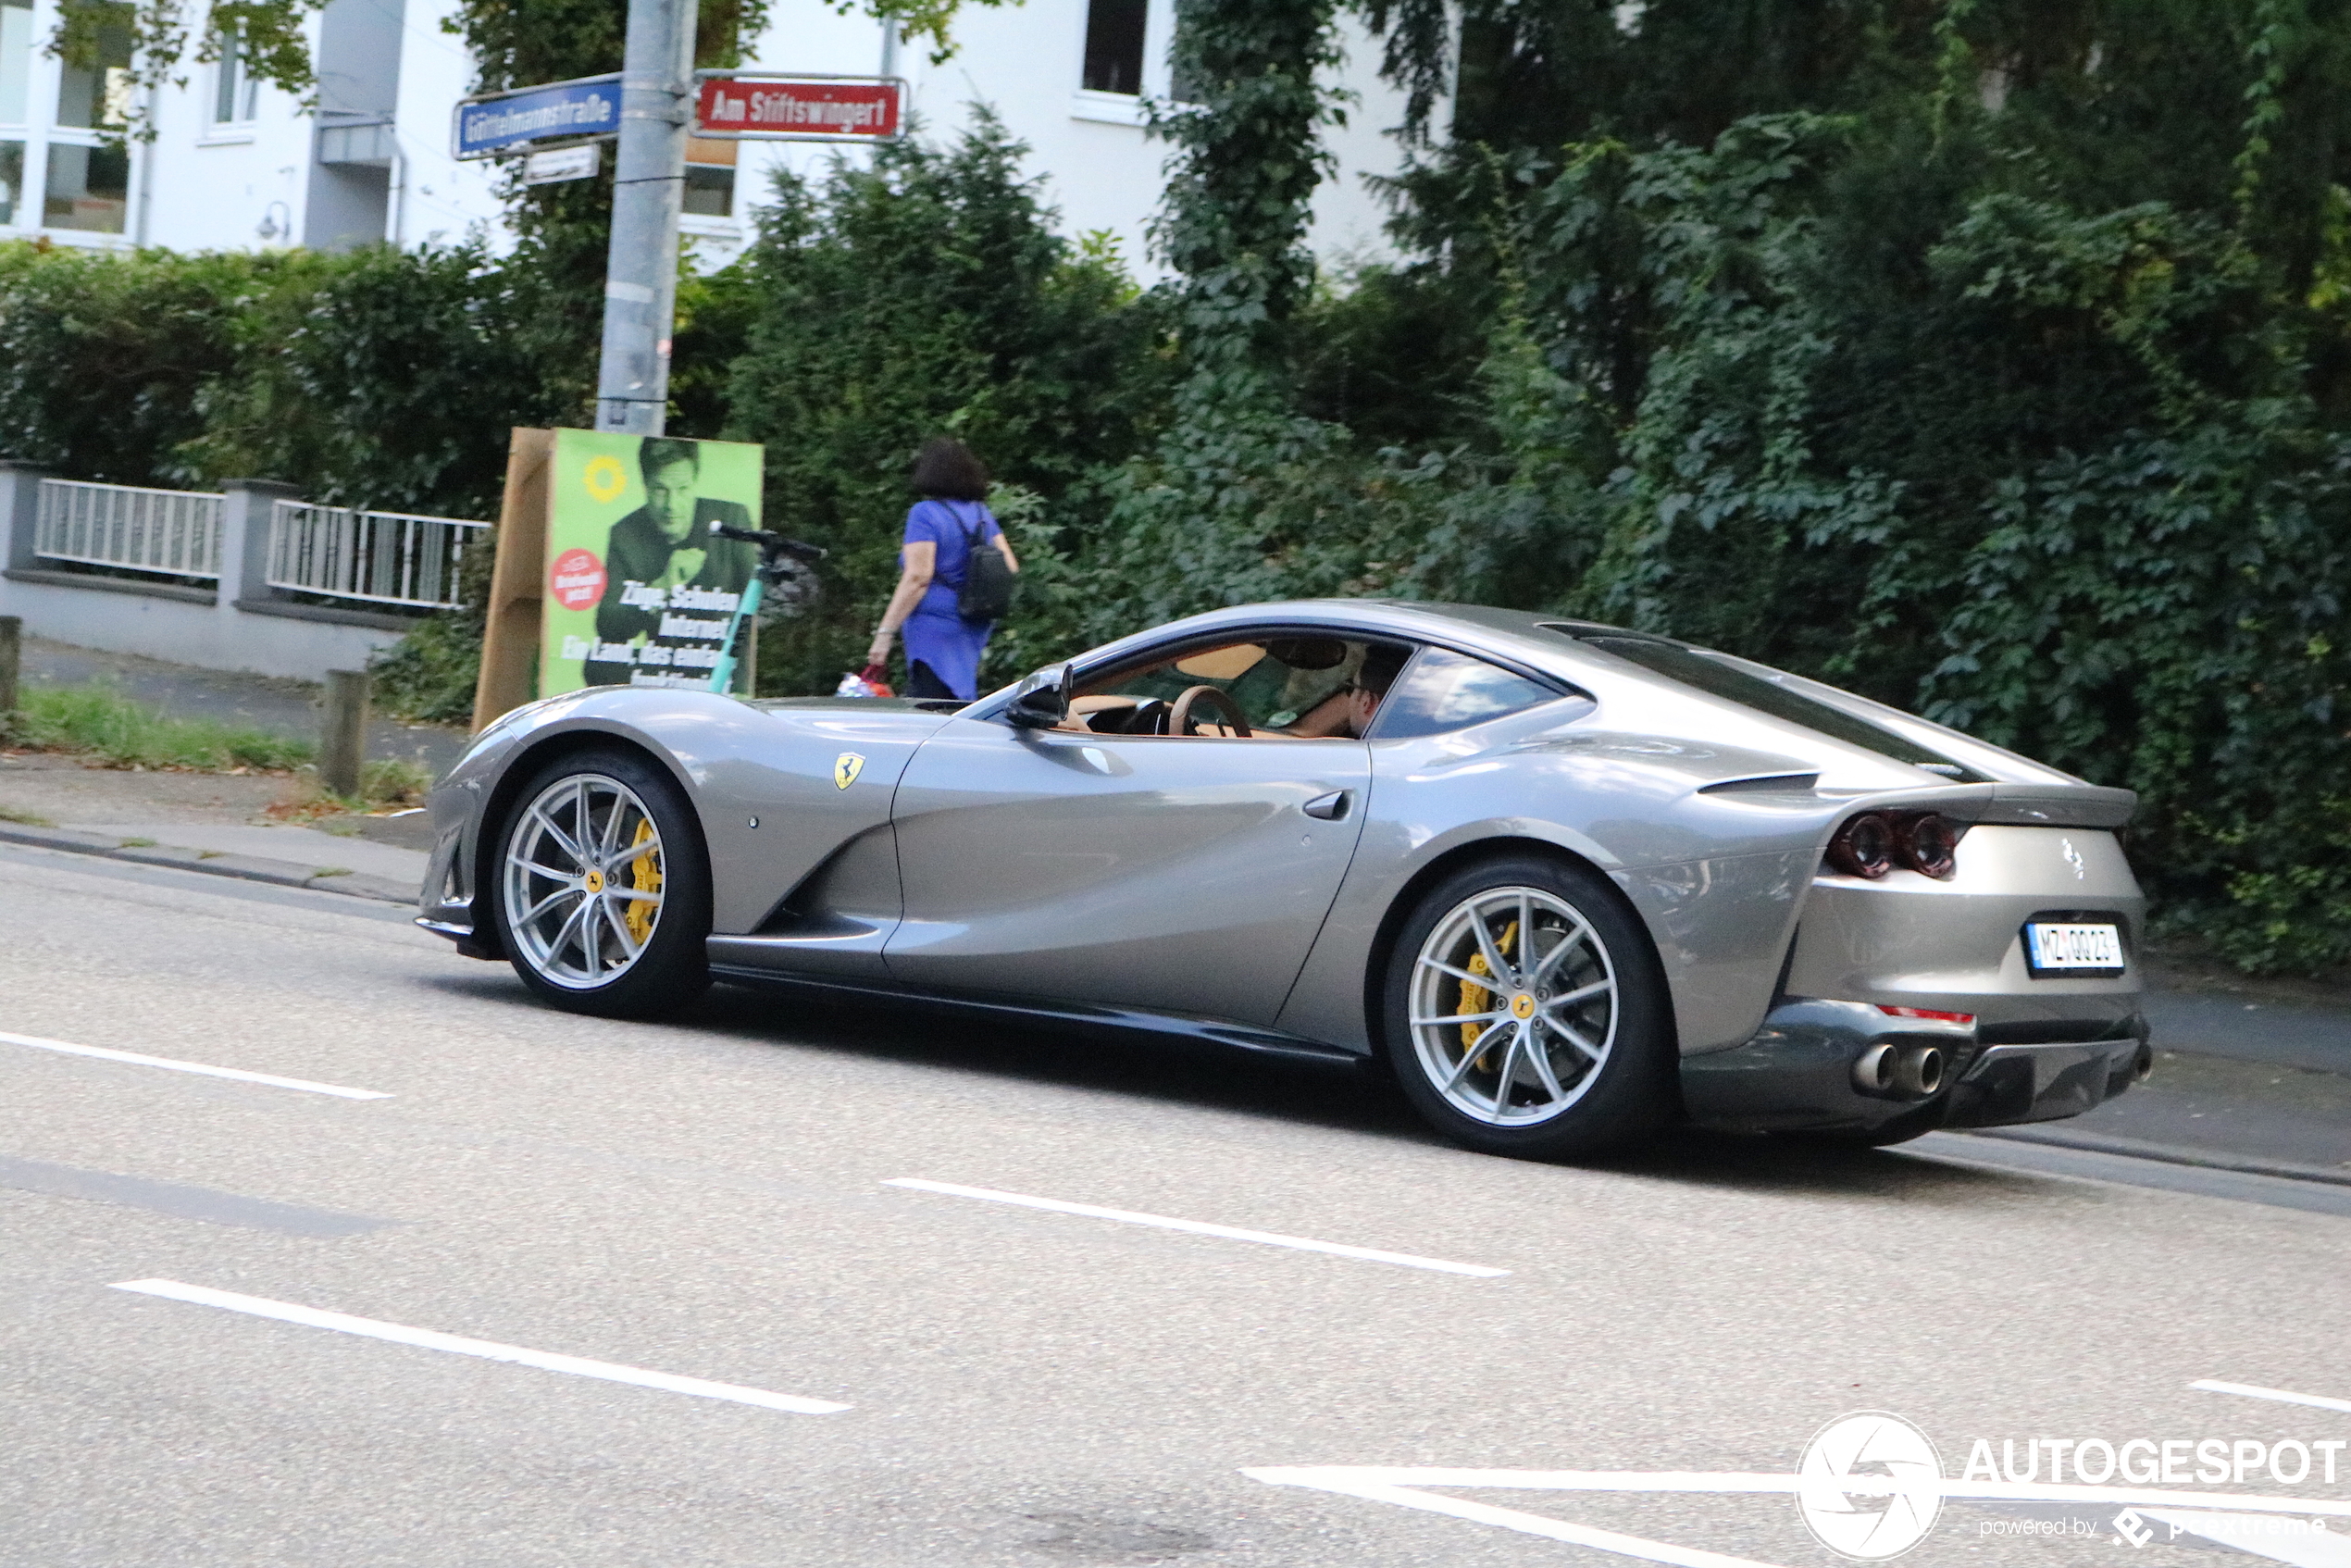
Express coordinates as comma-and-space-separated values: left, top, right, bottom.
1960, 1126, 2351, 1189
0, 822, 418, 906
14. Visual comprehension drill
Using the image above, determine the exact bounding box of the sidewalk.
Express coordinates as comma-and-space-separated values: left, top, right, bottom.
0, 752, 431, 904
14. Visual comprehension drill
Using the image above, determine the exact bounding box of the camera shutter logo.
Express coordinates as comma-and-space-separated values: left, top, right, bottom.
1797, 1412, 1945, 1560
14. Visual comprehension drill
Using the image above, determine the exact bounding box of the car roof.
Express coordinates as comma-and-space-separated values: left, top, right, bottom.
1050, 599, 2086, 790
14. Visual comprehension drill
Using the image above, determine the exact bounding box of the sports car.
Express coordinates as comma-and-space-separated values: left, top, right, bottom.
417, 600, 2150, 1159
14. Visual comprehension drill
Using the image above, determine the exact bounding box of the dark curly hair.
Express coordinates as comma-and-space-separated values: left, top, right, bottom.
911, 436, 989, 502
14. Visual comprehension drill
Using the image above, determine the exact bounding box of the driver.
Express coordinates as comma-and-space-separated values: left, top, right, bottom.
1283, 642, 1408, 738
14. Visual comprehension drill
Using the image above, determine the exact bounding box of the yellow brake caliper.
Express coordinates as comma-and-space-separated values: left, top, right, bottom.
624, 818, 661, 945
1458, 920, 1520, 1068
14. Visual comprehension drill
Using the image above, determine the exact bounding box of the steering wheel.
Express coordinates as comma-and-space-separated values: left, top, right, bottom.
1168, 684, 1252, 738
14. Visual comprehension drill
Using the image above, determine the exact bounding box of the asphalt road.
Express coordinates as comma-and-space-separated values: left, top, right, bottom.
5, 842, 2349, 1568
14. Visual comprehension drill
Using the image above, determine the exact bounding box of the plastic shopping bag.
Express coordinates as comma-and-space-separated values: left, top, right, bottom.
834, 664, 896, 699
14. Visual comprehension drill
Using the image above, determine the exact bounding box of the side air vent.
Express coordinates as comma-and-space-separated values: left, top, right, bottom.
1698, 773, 1821, 795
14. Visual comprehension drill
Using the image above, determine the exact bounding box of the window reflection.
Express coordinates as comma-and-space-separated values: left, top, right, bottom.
1, 0, 34, 125
44, 141, 128, 231
55, 1, 132, 129
0, 140, 21, 224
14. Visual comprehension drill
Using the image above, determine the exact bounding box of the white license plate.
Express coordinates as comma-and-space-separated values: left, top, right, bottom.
2025, 922, 2125, 974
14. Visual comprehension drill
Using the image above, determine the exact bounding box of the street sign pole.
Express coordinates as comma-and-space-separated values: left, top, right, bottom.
594, 0, 695, 436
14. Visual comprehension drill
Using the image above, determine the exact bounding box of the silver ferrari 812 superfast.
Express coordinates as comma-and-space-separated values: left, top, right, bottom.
418, 601, 2150, 1159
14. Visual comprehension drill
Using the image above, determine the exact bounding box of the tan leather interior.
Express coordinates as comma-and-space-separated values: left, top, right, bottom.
1173, 643, 1267, 680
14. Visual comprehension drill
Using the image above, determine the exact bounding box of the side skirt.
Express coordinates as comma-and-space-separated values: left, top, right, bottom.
706, 964, 1369, 1066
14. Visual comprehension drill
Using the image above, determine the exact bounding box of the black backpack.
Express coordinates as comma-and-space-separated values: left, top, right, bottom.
950, 502, 1017, 623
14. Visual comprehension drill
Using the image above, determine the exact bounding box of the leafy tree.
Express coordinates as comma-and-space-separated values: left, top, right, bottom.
723, 111, 1160, 694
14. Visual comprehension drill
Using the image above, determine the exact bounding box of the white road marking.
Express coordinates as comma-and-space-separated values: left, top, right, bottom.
2194, 1378, 2351, 1416
883, 1178, 1508, 1277
1245, 1468, 2351, 1567
109, 1279, 850, 1414
2, 1028, 391, 1100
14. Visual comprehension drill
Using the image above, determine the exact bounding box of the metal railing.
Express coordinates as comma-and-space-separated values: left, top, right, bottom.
267, 501, 490, 611
34, 478, 224, 579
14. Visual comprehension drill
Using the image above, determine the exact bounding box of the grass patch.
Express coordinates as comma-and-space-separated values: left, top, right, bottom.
0, 803, 56, 827
267, 756, 433, 824
5, 682, 313, 772
118, 836, 158, 848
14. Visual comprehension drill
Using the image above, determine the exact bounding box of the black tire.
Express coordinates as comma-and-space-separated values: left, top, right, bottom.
490, 747, 712, 1019
1381, 854, 1677, 1161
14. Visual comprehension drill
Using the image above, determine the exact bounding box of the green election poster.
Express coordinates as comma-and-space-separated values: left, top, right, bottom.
540, 430, 766, 696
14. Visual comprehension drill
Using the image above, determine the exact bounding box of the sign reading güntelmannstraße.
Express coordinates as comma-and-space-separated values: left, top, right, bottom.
453, 75, 622, 159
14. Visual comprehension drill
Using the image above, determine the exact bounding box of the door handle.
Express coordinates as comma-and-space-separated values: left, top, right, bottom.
1302, 790, 1351, 821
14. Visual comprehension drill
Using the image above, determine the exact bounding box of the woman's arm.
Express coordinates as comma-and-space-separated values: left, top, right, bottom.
866, 540, 937, 668
993, 530, 1020, 572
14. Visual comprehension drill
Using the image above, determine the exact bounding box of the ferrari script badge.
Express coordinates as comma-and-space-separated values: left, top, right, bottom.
834, 753, 866, 790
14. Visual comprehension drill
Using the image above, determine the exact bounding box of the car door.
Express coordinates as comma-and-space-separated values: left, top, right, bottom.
882, 715, 1371, 1026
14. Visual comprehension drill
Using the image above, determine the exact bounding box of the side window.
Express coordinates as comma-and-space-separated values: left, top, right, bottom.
1372, 647, 1561, 740
1075, 635, 1370, 734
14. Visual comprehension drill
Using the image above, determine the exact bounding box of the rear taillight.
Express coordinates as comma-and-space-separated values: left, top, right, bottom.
1826, 812, 1896, 878
1826, 810, 1966, 879
1902, 813, 1960, 878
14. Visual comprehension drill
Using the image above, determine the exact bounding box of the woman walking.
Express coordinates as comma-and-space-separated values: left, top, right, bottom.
866, 437, 1019, 701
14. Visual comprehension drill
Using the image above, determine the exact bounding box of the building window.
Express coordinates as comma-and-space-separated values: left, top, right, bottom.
1082, 0, 1147, 94
212, 29, 259, 123
0, 140, 22, 225
55, 2, 132, 130
1, 0, 34, 126
44, 140, 127, 230
683, 164, 732, 218
682, 134, 735, 218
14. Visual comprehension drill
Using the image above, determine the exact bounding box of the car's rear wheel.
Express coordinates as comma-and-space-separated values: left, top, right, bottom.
492, 749, 710, 1017
1384, 856, 1676, 1160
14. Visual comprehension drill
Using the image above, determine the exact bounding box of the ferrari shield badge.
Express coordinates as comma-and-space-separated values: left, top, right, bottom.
834, 752, 866, 790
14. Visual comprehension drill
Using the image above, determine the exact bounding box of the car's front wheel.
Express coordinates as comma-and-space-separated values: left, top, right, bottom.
491, 749, 711, 1018
1383, 856, 1676, 1160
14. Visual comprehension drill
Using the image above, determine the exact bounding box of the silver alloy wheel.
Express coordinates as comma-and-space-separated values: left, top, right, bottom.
1407, 885, 1618, 1126
502, 773, 666, 990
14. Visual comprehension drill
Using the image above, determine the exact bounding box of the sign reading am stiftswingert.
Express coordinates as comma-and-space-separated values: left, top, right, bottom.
691, 74, 905, 141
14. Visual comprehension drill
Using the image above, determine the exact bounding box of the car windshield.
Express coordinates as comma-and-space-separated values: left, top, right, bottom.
1553, 629, 1985, 781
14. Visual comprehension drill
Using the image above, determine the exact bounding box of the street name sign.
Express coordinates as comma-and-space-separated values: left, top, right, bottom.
692, 74, 905, 141
454, 74, 623, 160
523, 143, 602, 184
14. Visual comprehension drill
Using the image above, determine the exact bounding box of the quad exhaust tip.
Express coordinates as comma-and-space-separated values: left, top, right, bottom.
1852, 1042, 1947, 1100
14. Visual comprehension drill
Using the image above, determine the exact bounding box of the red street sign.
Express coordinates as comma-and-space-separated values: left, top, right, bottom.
694, 78, 903, 140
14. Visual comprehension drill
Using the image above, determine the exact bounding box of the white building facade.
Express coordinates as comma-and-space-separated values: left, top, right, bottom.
0, 0, 1413, 270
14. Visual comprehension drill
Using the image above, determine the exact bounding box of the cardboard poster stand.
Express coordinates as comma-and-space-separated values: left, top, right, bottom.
470, 428, 554, 733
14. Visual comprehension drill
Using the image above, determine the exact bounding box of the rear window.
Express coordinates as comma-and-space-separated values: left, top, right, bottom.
1559, 631, 1984, 780
1372, 647, 1564, 740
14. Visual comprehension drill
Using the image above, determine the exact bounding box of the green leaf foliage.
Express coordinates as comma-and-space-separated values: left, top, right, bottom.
721, 111, 1164, 694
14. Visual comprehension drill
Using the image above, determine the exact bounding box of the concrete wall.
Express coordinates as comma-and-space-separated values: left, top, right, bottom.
0, 466, 417, 682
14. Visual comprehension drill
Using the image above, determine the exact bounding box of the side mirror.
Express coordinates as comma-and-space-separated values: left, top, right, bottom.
1005, 664, 1074, 729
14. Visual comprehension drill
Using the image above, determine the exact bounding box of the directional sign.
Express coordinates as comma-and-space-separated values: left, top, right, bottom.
693, 75, 904, 141
454, 74, 623, 160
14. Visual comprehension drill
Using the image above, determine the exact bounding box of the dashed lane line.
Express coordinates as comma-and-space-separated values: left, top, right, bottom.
2193, 1379, 2351, 1416
109, 1279, 851, 1414
1, 1028, 391, 1101
883, 1177, 1509, 1277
